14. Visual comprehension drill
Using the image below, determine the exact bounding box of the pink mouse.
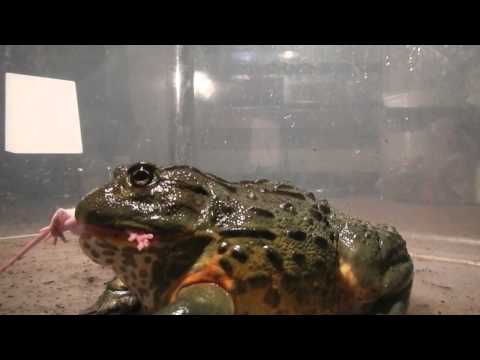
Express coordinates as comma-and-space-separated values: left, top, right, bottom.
0, 207, 154, 273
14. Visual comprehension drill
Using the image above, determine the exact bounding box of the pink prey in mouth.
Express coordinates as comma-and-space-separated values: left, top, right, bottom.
127, 231, 154, 251
0, 207, 156, 273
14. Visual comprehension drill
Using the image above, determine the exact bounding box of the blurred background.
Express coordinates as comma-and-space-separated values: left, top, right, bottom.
2, 45, 480, 224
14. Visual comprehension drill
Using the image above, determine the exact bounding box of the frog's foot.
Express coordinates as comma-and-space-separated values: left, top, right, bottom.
80, 277, 141, 315
370, 281, 413, 315
155, 283, 235, 315
0, 208, 81, 273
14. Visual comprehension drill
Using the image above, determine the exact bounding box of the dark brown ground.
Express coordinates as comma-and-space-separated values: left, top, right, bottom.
0, 196, 479, 315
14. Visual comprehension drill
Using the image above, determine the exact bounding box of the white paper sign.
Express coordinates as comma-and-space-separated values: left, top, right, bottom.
5, 72, 83, 154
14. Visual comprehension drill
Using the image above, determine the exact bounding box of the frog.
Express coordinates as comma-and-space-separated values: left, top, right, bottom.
0, 162, 414, 315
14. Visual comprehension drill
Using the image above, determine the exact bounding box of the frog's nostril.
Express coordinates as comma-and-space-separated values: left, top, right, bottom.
76, 199, 103, 224
113, 165, 128, 179
75, 201, 89, 223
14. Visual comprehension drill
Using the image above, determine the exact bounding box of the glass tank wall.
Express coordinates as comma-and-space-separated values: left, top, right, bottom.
0, 45, 479, 314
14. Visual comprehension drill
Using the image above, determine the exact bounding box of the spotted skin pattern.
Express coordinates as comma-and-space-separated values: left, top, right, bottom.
72, 163, 414, 314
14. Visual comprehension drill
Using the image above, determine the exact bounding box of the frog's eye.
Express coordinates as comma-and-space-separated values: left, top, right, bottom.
128, 163, 157, 187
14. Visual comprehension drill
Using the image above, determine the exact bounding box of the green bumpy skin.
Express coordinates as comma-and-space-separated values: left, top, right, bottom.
75, 163, 414, 315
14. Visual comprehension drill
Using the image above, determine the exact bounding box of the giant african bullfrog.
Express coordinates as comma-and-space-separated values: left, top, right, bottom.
1, 163, 414, 314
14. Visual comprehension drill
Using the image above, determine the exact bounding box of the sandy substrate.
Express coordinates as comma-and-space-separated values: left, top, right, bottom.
0, 196, 479, 315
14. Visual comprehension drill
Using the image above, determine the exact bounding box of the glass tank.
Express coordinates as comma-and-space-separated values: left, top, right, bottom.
0, 45, 479, 314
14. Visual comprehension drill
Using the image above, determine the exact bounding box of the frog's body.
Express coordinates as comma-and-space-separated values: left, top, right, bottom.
75, 163, 414, 315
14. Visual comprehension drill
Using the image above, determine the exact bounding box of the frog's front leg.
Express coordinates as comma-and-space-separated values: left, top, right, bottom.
80, 277, 141, 315
156, 283, 235, 315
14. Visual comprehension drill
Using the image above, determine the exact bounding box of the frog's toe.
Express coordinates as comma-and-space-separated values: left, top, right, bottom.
80, 278, 141, 315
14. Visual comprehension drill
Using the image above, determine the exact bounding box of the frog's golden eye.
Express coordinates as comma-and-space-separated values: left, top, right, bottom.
128, 163, 157, 187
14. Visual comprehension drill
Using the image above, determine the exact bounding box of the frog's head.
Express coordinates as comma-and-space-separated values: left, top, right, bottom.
75, 162, 215, 310
76, 162, 210, 239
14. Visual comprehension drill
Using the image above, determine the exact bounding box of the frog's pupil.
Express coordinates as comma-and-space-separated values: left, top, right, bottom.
132, 167, 152, 186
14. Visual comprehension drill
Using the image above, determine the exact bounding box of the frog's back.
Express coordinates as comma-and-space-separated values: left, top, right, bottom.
163, 167, 346, 314
169, 167, 412, 314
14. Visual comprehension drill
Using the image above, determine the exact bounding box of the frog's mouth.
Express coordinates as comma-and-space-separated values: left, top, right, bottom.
78, 221, 161, 251
75, 191, 190, 251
